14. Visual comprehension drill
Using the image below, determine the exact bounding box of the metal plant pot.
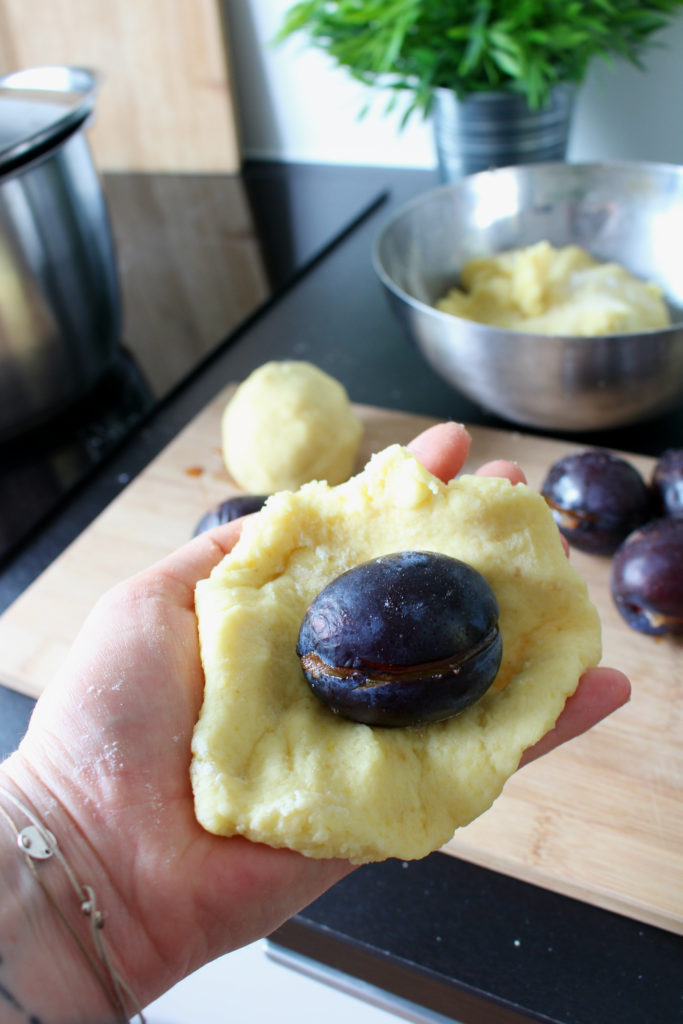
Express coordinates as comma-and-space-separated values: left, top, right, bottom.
431, 84, 576, 181
0, 66, 121, 440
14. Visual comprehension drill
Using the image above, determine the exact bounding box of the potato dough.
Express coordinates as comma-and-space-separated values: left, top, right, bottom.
191, 444, 601, 863
221, 361, 363, 492
436, 240, 670, 335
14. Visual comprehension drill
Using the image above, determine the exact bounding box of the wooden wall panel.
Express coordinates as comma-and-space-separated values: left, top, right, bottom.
0, 0, 241, 171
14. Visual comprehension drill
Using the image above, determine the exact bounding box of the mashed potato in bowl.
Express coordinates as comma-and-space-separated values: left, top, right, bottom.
436, 241, 671, 335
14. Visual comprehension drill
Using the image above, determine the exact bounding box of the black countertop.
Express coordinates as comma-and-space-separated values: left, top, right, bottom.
1, 161, 682, 1023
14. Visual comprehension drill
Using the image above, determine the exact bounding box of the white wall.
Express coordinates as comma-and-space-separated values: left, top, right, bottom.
226, 0, 683, 169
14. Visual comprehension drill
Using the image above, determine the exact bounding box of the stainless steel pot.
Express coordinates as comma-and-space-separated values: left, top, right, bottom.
0, 66, 121, 439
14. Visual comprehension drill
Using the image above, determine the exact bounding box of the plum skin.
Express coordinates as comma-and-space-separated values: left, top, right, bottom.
652, 448, 683, 519
193, 494, 268, 536
541, 450, 652, 555
296, 550, 503, 727
611, 518, 683, 636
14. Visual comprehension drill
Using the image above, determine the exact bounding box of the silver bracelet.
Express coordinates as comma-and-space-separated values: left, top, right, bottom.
0, 784, 145, 1023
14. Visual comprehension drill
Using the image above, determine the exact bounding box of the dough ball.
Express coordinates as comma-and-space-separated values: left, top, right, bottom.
191, 444, 602, 864
221, 361, 363, 492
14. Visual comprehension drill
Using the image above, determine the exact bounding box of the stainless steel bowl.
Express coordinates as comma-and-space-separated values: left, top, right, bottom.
373, 162, 683, 431
0, 66, 120, 439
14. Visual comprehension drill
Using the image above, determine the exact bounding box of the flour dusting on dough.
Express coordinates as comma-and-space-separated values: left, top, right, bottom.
191, 445, 601, 863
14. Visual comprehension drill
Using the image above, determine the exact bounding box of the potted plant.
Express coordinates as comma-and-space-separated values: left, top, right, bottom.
277, 0, 683, 179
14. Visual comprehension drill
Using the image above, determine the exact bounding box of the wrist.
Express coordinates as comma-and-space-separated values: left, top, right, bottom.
0, 754, 144, 1023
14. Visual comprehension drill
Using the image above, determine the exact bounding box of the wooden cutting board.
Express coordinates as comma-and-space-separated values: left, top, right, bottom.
1, 388, 681, 936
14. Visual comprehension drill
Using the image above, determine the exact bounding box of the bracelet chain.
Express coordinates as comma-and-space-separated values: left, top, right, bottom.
0, 784, 145, 1023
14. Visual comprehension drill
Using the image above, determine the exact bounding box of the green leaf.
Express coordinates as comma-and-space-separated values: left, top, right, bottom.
490, 47, 525, 79
275, 0, 683, 123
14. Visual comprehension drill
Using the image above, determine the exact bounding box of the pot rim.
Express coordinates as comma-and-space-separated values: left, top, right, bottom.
0, 65, 99, 172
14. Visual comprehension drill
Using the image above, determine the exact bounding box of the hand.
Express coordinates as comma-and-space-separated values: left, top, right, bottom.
0, 421, 630, 1019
